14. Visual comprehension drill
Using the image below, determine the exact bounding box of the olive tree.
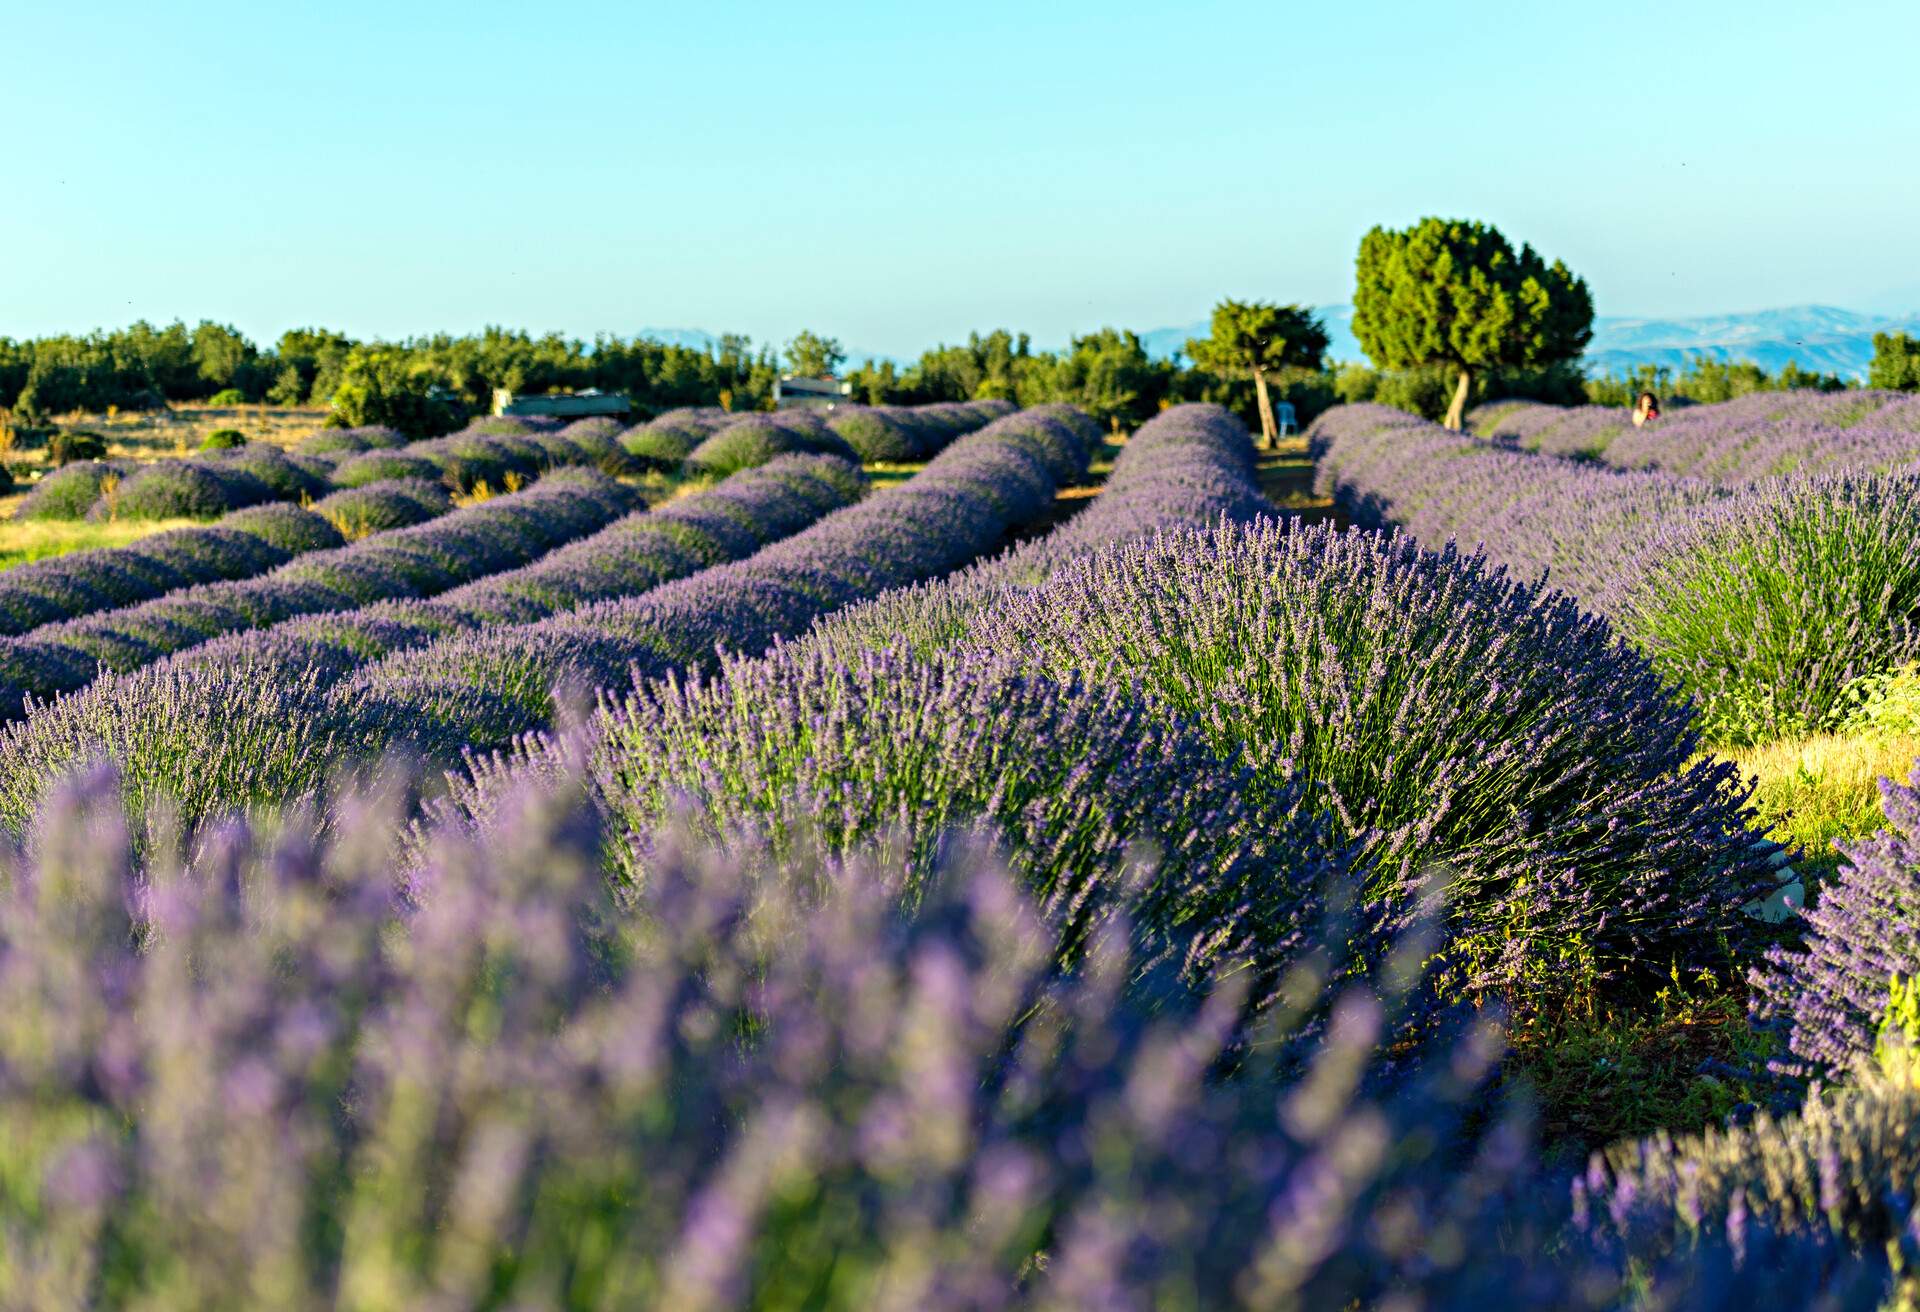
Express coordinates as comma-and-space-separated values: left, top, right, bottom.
1185, 300, 1329, 447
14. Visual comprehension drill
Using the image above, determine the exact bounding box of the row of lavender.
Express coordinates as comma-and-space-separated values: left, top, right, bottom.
0, 406, 1101, 833
15, 400, 1008, 525
0, 470, 637, 719
334, 403, 1102, 741
1469, 387, 1920, 481
0, 400, 1911, 1302
1311, 403, 1920, 744
623, 398, 1011, 473
0, 402, 1005, 650
0, 480, 452, 639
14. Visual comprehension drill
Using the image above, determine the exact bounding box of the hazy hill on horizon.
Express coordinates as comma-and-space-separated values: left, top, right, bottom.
649, 302, 1920, 382
1138, 303, 1920, 380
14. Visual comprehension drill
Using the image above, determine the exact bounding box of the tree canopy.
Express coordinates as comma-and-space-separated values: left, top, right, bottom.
1869, 332, 1920, 392
784, 330, 846, 378
1352, 217, 1593, 428
1185, 300, 1329, 445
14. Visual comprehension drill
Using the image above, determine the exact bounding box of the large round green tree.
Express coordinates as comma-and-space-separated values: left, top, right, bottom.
1185, 300, 1329, 447
1351, 218, 1593, 430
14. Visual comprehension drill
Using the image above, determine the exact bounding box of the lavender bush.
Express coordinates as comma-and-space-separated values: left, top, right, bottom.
1606, 472, 1920, 743
328, 449, 446, 488
215, 504, 347, 554
13, 461, 134, 521
311, 477, 453, 536
0, 511, 351, 641
685, 416, 854, 478
809, 402, 1265, 658
1752, 765, 1920, 1077
0, 651, 402, 836
295, 424, 408, 457
583, 643, 1306, 973
203, 444, 335, 502
86, 460, 276, 521
1311, 404, 1920, 748
618, 425, 699, 472
826, 406, 918, 461
971, 517, 1775, 991
1582, 1069, 1920, 1292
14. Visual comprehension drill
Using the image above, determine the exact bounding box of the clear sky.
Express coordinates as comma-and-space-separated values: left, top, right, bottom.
4, 0, 1917, 357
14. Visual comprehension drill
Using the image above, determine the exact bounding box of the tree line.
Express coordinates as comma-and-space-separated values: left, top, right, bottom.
7, 220, 1915, 439
0, 317, 1342, 440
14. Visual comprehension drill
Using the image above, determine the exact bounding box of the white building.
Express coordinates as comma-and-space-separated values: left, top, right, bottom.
773, 375, 853, 410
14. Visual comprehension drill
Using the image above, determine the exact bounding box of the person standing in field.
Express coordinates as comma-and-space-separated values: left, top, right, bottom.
1631, 390, 1661, 427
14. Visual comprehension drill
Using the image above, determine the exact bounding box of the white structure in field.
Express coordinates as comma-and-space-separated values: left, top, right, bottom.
773, 375, 853, 410
491, 387, 632, 418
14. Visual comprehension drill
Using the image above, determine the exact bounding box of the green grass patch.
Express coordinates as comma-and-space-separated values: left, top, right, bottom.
1503, 965, 1777, 1157
1719, 729, 1920, 883
862, 461, 925, 492
0, 517, 205, 571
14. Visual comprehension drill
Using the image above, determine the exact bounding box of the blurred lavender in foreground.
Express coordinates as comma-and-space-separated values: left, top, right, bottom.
0, 761, 1887, 1309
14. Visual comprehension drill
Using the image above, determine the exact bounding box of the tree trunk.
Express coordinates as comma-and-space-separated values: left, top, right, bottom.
1443, 367, 1472, 431
1252, 367, 1278, 448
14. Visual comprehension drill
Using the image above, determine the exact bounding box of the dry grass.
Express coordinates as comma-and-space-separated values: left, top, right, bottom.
14, 405, 330, 480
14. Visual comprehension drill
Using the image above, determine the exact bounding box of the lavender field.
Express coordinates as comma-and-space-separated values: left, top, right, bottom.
3, 391, 1920, 1308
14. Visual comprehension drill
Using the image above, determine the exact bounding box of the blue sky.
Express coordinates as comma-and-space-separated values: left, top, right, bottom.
4, 0, 1917, 358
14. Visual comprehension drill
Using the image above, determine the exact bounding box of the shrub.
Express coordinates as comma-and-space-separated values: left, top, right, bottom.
1583, 1069, 1920, 1278
348, 626, 651, 743
0, 639, 99, 715
809, 403, 1264, 654
207, 387, 246, 405
48, 430, 107, 465
1607, 473, 1920, 744
970, 518, 1776, 991
295, 425, 407, 457
827, 407, 916, 462
266, 600, 471, 665
684, 417, 793, 477
118, 527, 288, 590
0, 766, 1770, 1309
202, 444, 332, 501
198, 427, 247, 450
462, 414, 541, 436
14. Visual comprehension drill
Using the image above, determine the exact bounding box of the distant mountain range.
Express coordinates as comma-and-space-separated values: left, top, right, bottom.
643, 304, 1920, 382
1141, 304, 1920, 381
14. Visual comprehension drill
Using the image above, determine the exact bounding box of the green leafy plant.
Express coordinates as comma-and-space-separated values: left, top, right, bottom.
198, 427, 247, 451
